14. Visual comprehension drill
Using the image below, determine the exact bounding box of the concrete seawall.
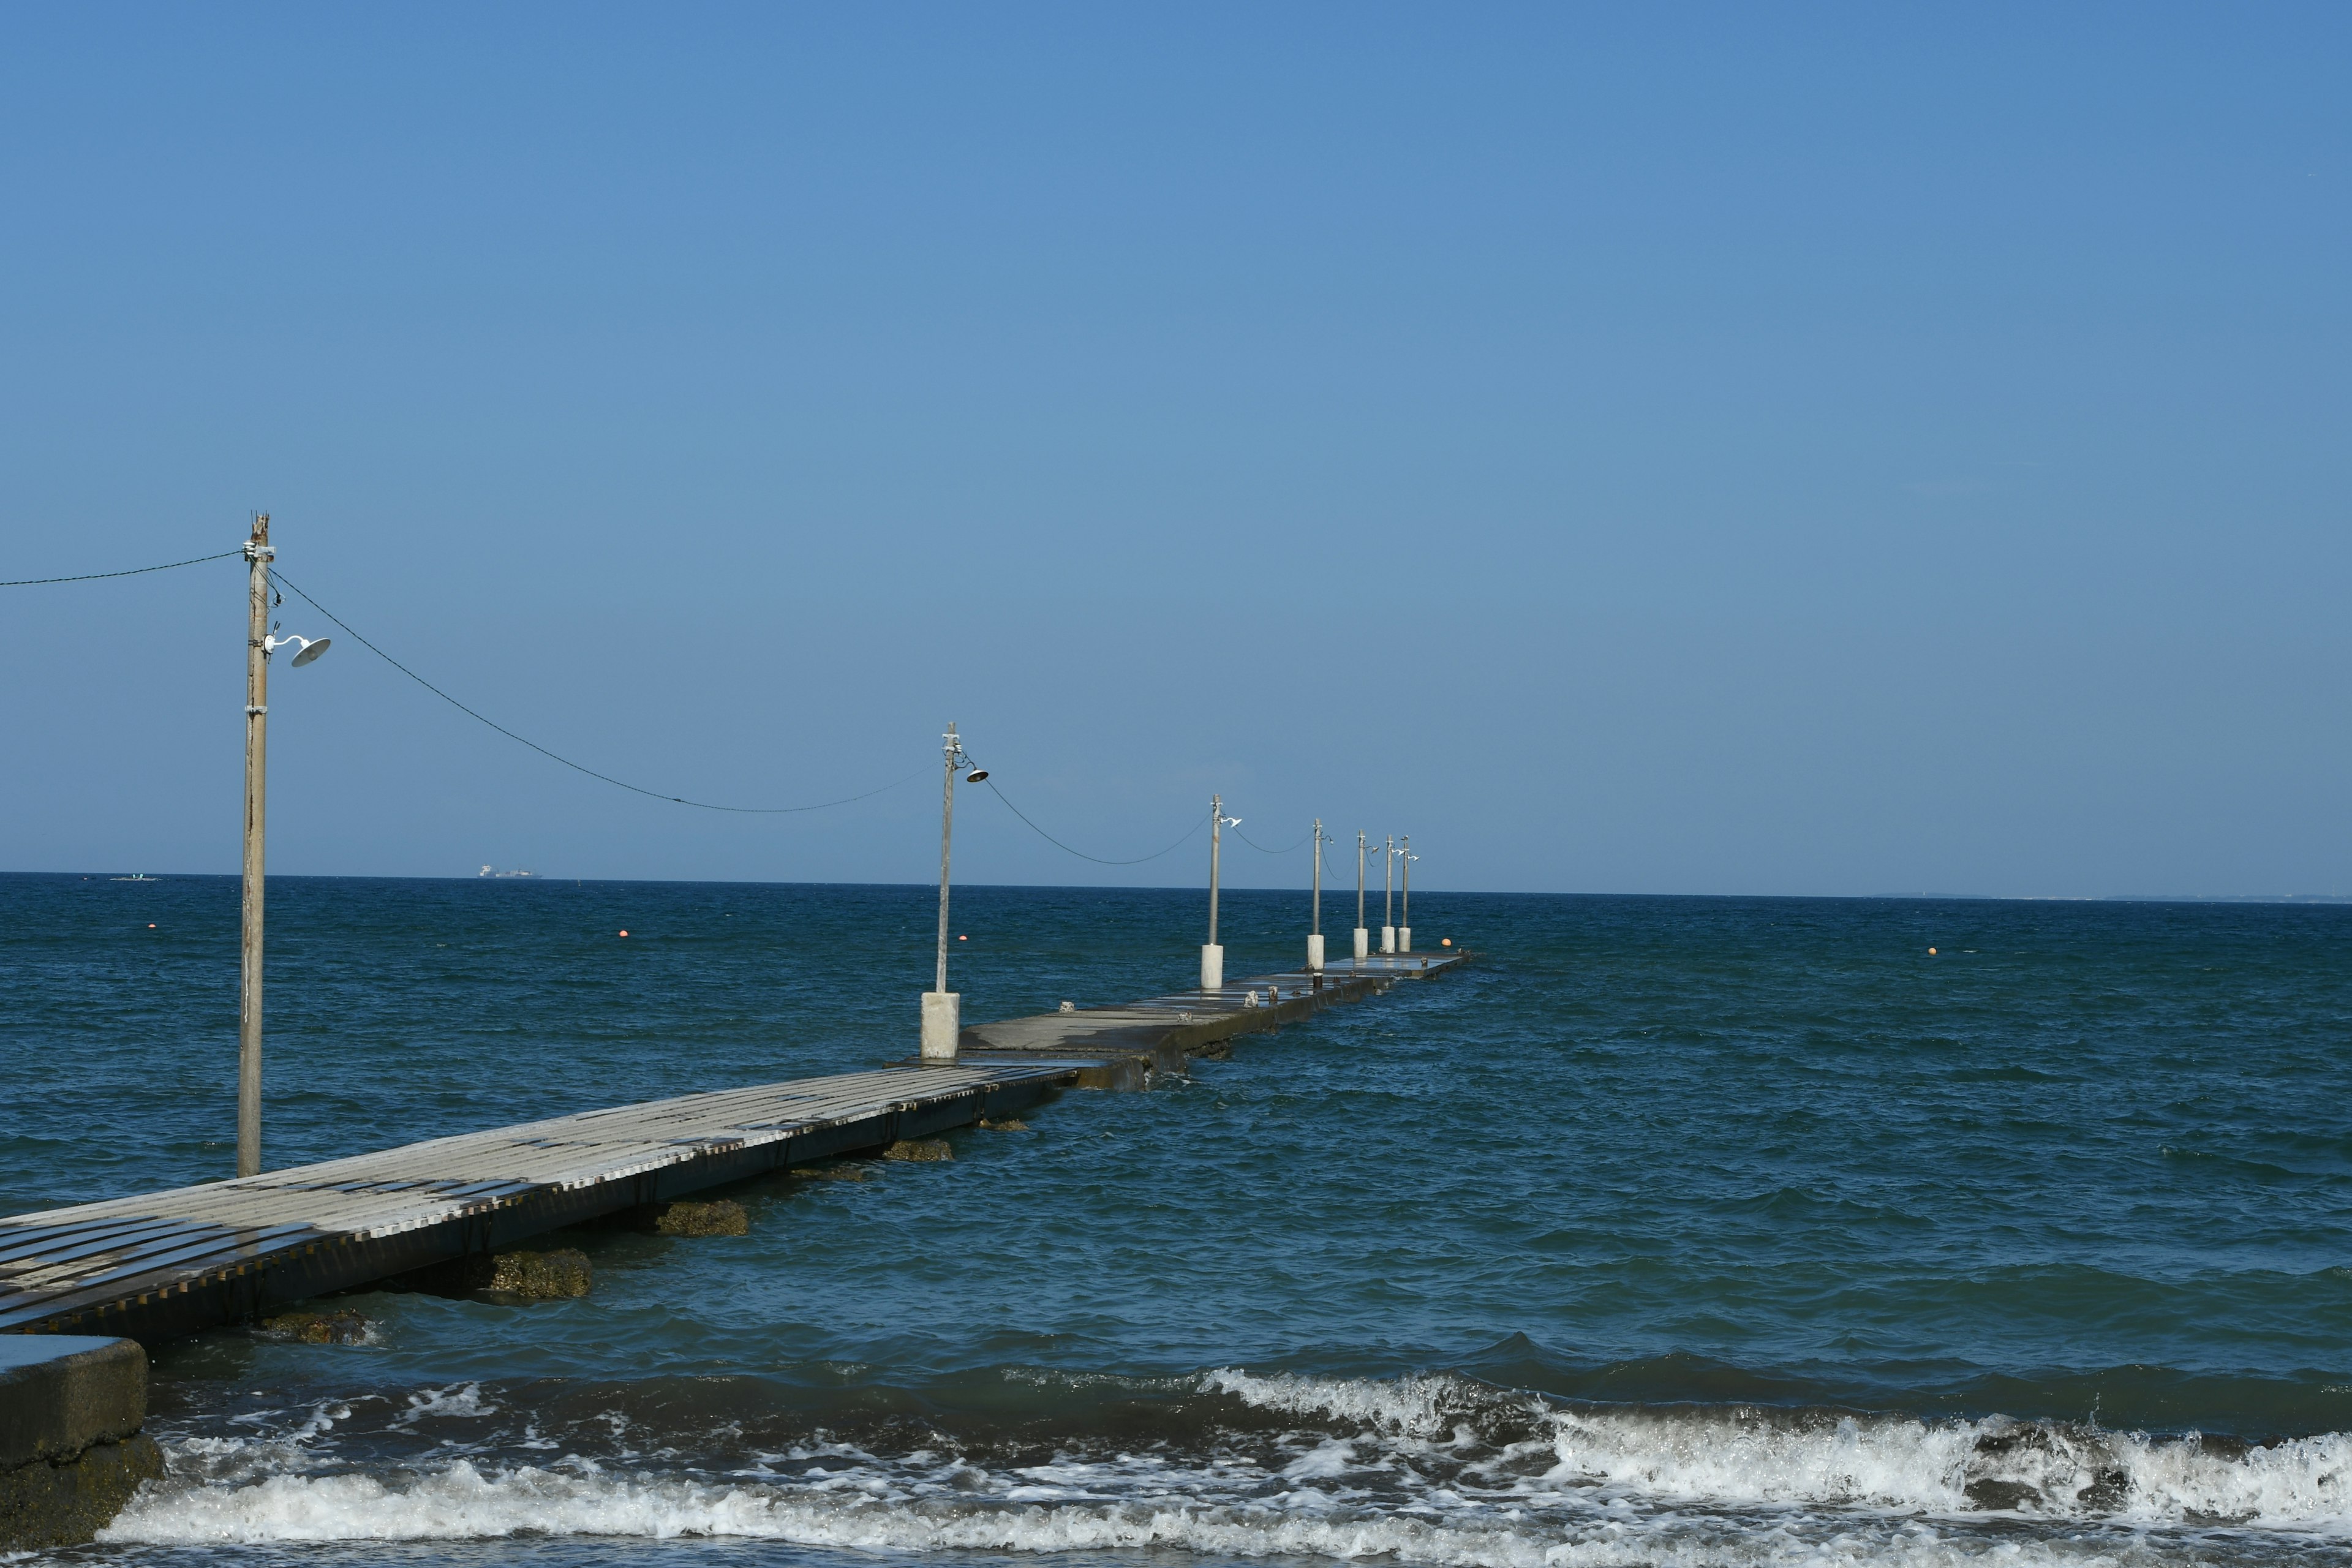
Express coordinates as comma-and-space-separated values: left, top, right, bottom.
0, 1336, 162, 1550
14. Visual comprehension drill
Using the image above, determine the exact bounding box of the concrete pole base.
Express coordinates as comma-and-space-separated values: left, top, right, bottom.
1306, 933, 1325, 971
1352, 927, 1369, 959
1380, 926, 1396, 954
920, 990, 960, 1061
1398, 926, 1412, 953
1200, 944, 1224, 990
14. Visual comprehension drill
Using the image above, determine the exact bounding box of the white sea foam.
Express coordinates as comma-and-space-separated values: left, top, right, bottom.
92, 1458, 2226, 1566
1210, 1369, 2352, 1531
102, 1371, 2352, 1561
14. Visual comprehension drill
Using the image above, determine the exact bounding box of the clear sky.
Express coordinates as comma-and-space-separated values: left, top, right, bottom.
2, 4, 2346, 897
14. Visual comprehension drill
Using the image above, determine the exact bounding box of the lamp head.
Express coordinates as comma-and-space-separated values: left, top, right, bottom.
963, 769, 989, 783
263, 633, 331, 665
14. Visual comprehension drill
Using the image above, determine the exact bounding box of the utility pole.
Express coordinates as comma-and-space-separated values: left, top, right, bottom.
1399, 834, 1411, 954
1353, 831, 1368, 964
1201, 794, 1224, 992
1307, 819, 1324, 974
239, 514, 271, 1178
1381, 835, 1396, 954
922, 722, 968, 1061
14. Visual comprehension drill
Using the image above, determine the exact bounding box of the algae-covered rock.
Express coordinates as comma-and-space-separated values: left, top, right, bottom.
654, 1199, 749, 1237
977, 1117, 1028, 1131
484, 1248, 592, 1300
259, 1309, 371, 1344
883, 1139, 952, 1162
790, 1164, 867, 1182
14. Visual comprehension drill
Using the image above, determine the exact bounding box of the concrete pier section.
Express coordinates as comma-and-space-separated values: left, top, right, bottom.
0, 1336, 163, 1550
0, 949, 1467, 1346
948, 950, 1466, 1088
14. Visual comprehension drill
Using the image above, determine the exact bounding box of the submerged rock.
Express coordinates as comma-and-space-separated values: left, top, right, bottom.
977, 1117, 1028, 1131
883, 1138, 952, 1162
1965, 1478, 2041, 1511
485, 1248, 592, 1300
259, 1308, 371, 1344
654, 1199, 749, 1237
790, 1164, 867, 1182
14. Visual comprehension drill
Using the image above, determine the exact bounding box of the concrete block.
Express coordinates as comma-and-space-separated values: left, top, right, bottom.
1200, 944, 1223, 990
921, 990, 960, 1060
0, 1433, 163, 1551
1399, 926, 1412, 953
0, 1337, 146, 1470
1381, 925, 1396, 954
1353, 927, 1369, 959
0, 1336, 162, 1551
1306, 933, 1324, 971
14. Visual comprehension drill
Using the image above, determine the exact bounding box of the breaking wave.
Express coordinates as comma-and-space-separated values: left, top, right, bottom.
102, 1369, 2352, 1561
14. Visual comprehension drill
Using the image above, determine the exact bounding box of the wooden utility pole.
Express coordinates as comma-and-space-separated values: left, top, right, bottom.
239, 514, 270, 1178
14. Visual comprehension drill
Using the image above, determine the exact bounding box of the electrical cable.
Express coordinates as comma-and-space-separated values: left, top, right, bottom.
1232, 823, 1312, 854
0, 548, 242, 587
978, 778, 1205, 865
268, 568, 925, 813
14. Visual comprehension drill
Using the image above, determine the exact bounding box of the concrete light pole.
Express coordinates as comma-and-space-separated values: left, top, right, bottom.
1399, 835, 1414, 954
922, 722, 986, 1062
1352, 831, 1369, 963
1306, 818, 1325, 974
1202, 795, 1237, 991
238, 514, 331, 1178
1381, 835, 1397, 954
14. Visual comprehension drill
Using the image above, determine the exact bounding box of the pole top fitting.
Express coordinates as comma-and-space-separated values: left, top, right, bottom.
243, 541, 274, 562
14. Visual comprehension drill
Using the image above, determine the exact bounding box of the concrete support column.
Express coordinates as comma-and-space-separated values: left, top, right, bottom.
1381, 925, 1396, 954
1306, 933, 1324, 971
920, 990, 960, 1061
1399, 927, 1412, 953
1200, 944, 1224, 990
1352, 927, 1369, 959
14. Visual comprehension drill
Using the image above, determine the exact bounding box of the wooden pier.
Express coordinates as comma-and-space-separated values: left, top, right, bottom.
0, 951, 1464, 1344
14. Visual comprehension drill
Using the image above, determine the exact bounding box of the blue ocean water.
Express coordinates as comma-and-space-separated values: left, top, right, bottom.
4, 873, 2351, 1568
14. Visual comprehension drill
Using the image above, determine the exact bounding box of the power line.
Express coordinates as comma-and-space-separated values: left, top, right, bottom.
1233, 823, 1312, 854
0, 548, 241, 587
978, 778, 1205, 865
269, 569, 924, 814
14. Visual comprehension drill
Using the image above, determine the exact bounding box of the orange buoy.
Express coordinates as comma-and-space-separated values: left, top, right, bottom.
619, 930, 630, 937
1928, 946, 1937, 955
148, 924, 157, 929
959, 933, 967, 940
1441, 938, 1452, 947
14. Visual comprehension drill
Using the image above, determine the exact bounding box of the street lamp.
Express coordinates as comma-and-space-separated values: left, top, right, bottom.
1352, 831, 1369, 964
1202, 795, 1240, 991
1399, 836, 1417, 954
1306, 818, 1325, 974
922, 722, 986, 1062
1381, 835, 1396, 954
239, 514, 330, 1178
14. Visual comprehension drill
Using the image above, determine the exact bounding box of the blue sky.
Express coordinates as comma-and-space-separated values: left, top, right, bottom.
2, 4, 2346, 895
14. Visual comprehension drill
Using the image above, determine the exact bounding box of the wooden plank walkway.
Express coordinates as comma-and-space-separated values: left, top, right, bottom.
0, 949, 1466, 1344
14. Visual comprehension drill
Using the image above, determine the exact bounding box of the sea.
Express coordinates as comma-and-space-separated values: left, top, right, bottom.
4, 873, 2351, 1568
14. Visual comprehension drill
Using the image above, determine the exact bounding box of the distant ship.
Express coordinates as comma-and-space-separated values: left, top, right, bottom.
478, 866, 538, 878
